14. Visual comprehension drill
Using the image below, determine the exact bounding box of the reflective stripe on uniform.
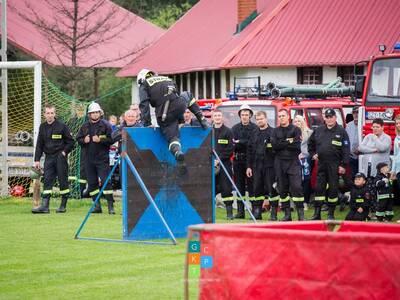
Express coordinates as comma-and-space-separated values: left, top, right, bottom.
355, 198, 364, 203
188, 98, 197, 107
43, 190, 52, 195
52, 134, 62, 139
279, 196, 290, 203
79, 179, 87, 184
377, 194, 390, 200
68, 176, 77, 181
60, 189, 70, 195
90, 189, 99, 196
268, 195, 279, 202
314, 196, 325, 201
292, 196, 304, 202
146, 76, 170, 86
385, 211, 394, 216
327, 197, 338, 203
217, 139, 229, 144
103, 190, 113, 195
376, 211, 385, 217
168, 141, 181, 150
266, 143, 272, 148
99, 135, 107, 139
332, 140, 342, 146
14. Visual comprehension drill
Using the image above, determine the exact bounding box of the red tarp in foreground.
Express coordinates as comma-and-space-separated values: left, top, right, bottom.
185, 221, 400, 300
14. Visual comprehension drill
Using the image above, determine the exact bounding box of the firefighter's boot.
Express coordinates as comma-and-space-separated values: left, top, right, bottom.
309, 206, 322, 220
327, 206, 336, 220
225, 201, 234, 220
296, 206, 305, 221
253, 201, 263, 220
235, 201, 245, 219
269, 205, 278, 221
92, 199, 102, 213
280, 206, 292, 222
32, 197, 50, 214
56, 196, 68, 213
169, 141, 184, 162
107, 200, 115, 215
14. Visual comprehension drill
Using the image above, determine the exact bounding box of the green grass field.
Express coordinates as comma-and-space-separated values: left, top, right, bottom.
1, 197, 399, 300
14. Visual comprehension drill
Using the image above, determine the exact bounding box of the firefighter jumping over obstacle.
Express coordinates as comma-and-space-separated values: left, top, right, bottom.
137, 69, 208, 162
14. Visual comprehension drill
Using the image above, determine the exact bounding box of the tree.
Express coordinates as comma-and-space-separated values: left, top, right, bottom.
10, 0, 146, 97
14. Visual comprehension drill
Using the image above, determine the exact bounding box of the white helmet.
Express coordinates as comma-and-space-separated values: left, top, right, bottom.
87, 102, 103, 115
238, 103, 253, 117
137, 68, 156, 85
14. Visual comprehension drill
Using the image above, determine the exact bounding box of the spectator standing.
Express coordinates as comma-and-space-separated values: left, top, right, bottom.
346, 107, 360, 178
76, 102, 115, 214
231, 104, 258, 219
32, 105, 74, 214
358, 118, 391, 177
308, 108, 350, 220
293, 115, 313, 210
271, 109, 304, 221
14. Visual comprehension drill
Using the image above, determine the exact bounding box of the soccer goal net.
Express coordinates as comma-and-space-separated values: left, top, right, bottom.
0, 61, 88, 197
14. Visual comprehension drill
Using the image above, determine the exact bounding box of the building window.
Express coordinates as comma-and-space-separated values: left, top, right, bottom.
190, 72, 196, 96
206, 71, 212, 99
337, 66, 364, 86
182, 73, 188, 91
214, 70, 221, 98
198, 71, 204, 99
297, 67, 323, 85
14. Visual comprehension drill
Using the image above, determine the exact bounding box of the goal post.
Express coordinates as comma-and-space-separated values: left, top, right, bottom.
0, 61, 42, 196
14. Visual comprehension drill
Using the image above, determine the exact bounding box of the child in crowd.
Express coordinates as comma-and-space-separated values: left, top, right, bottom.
375, 162, 395, 222
345, 172, 371, 221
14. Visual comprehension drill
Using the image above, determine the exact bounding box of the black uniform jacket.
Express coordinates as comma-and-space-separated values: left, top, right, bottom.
270, 124, 301, 160
349, 185, 370, 210
231, 122, 258, 160
77, 119, 113, 159
374, 173, 394, 200
139, 76, 179, 127
308, 123, 350, 166
34, 118, 74, 161
247, 126, 275, 169
213, 124, 234, 161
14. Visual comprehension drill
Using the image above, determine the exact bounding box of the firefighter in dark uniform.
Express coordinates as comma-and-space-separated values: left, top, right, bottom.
271, 108, 304, 221
374, 162, 395, 221
345, 172, 371, 221
76, 102, 115, 214
32, 104, 74, 214
308, 108, 350, 220
212, 109, 235, 219
137, 69, 208, 162
231, 104, 258, 219
246, 111, 278, 220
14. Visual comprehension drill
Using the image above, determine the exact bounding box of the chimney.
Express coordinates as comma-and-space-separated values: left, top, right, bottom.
238, 0, 257, 24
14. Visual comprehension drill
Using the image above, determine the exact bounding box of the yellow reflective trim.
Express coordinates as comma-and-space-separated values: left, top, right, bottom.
332, 140, 342, 146
60, 189, 70, 195
146, 76, 170, 87
314, 196, 325, 201
168, 141, 181, 150
327, 197, 338, 203
78, 179, 87, 184
99, 135, 107, 139
292, 197, 304, 202
52, 134, 62, 139
89, 189, 99, 196
43, 190, 52, 194
280, 196, 290, 203
68, 176, 77, 181
188, 98, 197, 107
103, 190, 113, 195
266, 143, 272, 148
355, 198, 364, 203
217, 139, 229, 144
268, 196, 279, 202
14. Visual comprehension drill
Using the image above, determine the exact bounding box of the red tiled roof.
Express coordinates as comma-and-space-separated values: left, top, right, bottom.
117, 0, 400, 77
4, 0, 164, 68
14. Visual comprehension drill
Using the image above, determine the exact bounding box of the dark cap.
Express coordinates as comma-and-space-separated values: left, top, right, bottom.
354, 172, 366, 180
352, 106, 359, 113
376, 162, 389, 172
324, 108, 336, 117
